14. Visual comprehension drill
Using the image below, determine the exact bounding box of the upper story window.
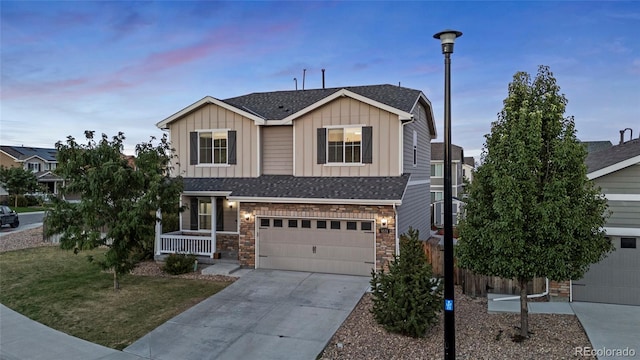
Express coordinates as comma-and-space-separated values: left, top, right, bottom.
27, 162, 41, 172
431, 163, 443, 177
317, 126, 372, 165
190, 130, 237, 166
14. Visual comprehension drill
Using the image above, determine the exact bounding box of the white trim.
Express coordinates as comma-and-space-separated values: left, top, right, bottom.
605, 194, 640, 201
292, 122, 296, 175
257, 125, 261, 176
588, 156, 640, 180
196, 129, 230, 166
156, 96, 266, 128
407, 179, 430, 186
324, 125, 365, 165
431, 163, 444, 178
323, 163, 365, 167
604, 227, 640, 237
182, 191, 232, 197
227, 196, 401, 206
195, 164, 231, 168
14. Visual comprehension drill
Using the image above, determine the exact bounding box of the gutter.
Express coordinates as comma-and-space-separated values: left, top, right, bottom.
492, 278, 549, 301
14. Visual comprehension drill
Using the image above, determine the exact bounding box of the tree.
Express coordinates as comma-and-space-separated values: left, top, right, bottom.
44, 131, 183, 290
370, 228, 442, 338
457, 66, 612, 339
0, 165, 40, 207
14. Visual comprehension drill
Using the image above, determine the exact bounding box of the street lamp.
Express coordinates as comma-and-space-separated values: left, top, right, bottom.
433, 28, 462, 360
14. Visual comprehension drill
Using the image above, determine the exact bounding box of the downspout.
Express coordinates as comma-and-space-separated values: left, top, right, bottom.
569, 279, 573, 302
393, 204, 399, 255
492, 278, 549, 301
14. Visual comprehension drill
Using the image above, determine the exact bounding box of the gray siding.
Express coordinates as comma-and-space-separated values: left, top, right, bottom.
594, 164, 640, 194
403, 103, 431, 179
607, 201, 640, 228
397, 182, 430, 239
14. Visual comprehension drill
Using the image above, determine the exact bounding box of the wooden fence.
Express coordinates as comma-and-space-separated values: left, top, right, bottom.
423, 238, 546, 297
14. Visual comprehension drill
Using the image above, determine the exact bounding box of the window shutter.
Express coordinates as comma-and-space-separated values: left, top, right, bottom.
228, 130, 237, 165
362, 126, 373, 164
317, 128, 326, 164
190, 132, 198, 165
190, 198, 198, 230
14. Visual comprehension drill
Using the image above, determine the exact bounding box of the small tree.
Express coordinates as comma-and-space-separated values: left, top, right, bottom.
0, 165, 40, 207
457, 66, 612, 339
370, 228, 442, 337
45, 131, 183, 290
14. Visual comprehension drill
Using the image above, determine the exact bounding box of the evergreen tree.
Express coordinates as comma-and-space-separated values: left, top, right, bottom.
457, 66, 612, 339
370, 228, 442, 337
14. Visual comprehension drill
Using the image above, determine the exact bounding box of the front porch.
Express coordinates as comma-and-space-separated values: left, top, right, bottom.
156, 231, 239, 262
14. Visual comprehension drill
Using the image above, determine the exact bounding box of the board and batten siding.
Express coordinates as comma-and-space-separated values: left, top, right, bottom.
169, 103, 259, 178
403, 103, 432, 180
293, 97, 401, 177
397, 182, 431, 238
261, 126, 293, 175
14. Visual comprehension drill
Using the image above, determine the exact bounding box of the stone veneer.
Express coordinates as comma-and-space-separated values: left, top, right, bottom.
238, 202, 396, 270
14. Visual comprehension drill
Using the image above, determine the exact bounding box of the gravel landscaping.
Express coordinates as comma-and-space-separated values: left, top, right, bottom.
320, 288, 593, 360
3, 227, 593, 359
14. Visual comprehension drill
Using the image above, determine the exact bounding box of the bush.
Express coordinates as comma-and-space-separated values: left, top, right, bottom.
162, 253, 196, 275
370, 228, 443, 338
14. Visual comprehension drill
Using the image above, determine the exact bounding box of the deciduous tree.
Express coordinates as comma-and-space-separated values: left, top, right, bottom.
457, 66, 612, 339
45, 131, 183, 290
0, 165, 40, 207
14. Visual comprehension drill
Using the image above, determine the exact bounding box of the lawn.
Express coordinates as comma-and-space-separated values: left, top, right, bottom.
11, 206, 51, 213
0, 247, 231, 350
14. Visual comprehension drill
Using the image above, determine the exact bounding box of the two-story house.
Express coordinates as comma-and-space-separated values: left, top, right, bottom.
430, 143, 466, 227
462, 156, 475, 183
0, 146, 62, 196
570, 136, 640, 305
154, 84, 437, 276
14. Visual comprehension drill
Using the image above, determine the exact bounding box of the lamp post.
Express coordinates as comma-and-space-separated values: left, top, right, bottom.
433, 29, 462, 360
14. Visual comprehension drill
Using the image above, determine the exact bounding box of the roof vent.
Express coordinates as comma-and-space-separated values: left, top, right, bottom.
619, 128, 633, 144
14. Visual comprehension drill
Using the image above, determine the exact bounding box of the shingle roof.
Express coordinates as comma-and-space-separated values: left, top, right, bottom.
222, 84, 423, 121
431, 143, 464, 161
0, 146, 57, 162
580, 141, 613, 154
586, 138, 640, 173
463, 157, 475, 167
182, 175, 410, 202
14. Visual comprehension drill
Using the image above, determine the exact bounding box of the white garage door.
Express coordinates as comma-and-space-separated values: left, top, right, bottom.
572, 237, 639, 305
257, 218, 375, 276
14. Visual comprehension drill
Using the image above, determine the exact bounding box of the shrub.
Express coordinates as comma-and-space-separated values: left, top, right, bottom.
162, 253, 196, 275
370, 227, 443, 338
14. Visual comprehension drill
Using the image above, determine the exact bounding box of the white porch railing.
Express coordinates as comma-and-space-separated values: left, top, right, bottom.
159, 231, 213, 257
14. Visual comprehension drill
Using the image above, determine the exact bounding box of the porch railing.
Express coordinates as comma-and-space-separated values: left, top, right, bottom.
159, 231, 213, 257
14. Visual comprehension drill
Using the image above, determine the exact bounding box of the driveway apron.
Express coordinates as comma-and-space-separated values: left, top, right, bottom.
124, 269, 370, 360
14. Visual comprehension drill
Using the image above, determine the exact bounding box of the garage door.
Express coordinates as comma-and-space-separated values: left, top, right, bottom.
572, 237, 639, 305
257, 218, 375, 276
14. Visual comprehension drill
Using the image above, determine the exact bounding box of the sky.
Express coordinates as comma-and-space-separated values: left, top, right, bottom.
1, 1, 639, 159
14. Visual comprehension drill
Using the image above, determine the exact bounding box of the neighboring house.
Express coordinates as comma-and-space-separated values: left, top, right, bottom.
462, 156, 475, 183
154, 84, 437, 276
580, 140, 613, 154
430, 142, 464, 203
568, 137, 640, 306
0, 145, 62, 196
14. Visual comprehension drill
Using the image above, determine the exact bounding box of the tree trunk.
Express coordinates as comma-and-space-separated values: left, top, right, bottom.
14, 195, 18, 208
113, 271, 119, 291
519, 278, 529, 338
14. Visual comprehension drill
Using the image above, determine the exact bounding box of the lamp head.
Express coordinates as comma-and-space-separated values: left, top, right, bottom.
433, 29, 463, 54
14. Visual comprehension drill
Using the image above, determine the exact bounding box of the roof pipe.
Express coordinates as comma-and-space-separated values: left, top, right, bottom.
302, 69, 306, 90
322, 69, 325, 89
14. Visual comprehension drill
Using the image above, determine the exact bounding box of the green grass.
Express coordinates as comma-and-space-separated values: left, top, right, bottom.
11, 206, 51, 213
0, 247, 230, 350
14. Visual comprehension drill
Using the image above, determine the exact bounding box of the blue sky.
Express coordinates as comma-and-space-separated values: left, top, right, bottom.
1, 1, 639, 158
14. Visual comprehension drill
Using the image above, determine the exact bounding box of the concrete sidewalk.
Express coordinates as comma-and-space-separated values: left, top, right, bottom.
0, 304, 143, 360
124, 270, 370, 360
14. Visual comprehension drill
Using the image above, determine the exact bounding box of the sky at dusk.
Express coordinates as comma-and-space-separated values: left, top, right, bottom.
1, 1, 639, 158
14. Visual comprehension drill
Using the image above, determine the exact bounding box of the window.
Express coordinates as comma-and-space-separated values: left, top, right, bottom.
288, 219, 298, 228
431, 163, 443, 177
260, 219, 270, 227
431, 191, 443, 203
274, 219, 283, 227
301, 220, 311, 228
346, 221, 357, 230
199, 131, 227, 164
330, 221, 341, 230
413, 130, 418, 167
317, 220, 327, 229
27, 162, 41, 172
361, 222, 372, 231
328, 127, 362, 163
198, 199, 212, 230
621, 238, 637, 249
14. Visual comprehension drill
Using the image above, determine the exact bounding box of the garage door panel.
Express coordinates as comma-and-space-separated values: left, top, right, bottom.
260, 256, 373, 277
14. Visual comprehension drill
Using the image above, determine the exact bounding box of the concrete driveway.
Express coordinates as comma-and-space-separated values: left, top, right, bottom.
124, 269, 370, 360
571, 302, 640, 359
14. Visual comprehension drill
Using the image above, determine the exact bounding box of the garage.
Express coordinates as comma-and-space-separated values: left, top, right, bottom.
257, 217, 376, 276
572, 236, 639, 305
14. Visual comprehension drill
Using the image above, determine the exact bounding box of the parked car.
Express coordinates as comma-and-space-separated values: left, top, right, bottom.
0, 205, 19, 228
